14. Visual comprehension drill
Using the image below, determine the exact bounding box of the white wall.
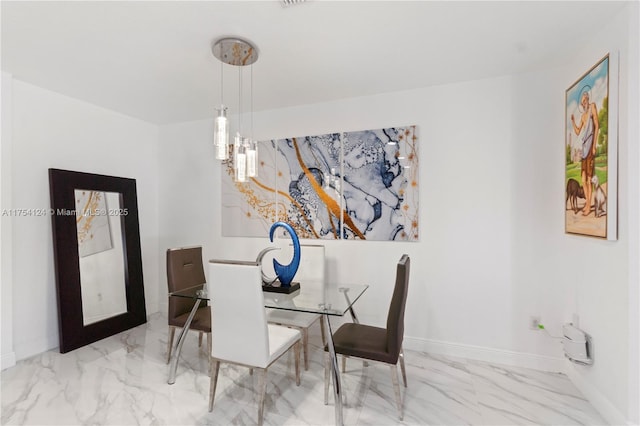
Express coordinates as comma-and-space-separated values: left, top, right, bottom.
628, 4, 640, 424
4, 79, 160, 361
157, 119, 217, 313
1, 72, 16, 369
159, 76, 516, 355
158, 76, 521, 357
0, 3, 633, 423
510, 5, 637, 424
157, 6, 637, 424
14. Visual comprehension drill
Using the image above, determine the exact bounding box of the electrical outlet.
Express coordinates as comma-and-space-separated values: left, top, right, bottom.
529, 316, 541, 330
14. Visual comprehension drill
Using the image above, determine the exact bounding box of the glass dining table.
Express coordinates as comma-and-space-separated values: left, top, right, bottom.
168, 281, 369, 426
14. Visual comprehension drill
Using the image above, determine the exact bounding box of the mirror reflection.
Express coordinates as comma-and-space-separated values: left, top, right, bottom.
74, 190, 127, 325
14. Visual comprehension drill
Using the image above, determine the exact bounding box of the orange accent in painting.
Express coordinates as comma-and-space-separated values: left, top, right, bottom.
292, 137, 366, 240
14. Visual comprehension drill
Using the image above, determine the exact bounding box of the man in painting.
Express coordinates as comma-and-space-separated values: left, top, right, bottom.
571, 88, 599, 216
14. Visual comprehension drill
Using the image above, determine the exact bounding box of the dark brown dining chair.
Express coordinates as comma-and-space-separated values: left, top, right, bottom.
324, 254, 410, 420
166, 246, 211, 363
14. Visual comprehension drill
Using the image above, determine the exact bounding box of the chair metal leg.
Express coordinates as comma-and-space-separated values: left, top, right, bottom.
198, 331, 203, 347
320, 317, 327, 347
208, 360, 220, 412
166, 326, 176, 364
294, 341, 301, 386
390, 364, 403, 420
399, 347, 407, 387
207, 333, 212, 373
342, 355, 346, 372
302, 328, 309, 371
168, 300, 201, 384
257, 368, 268, 426
324, 352, 330, 405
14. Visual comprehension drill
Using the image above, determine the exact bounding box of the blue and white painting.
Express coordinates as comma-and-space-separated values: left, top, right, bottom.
221, 139, 278, 237
221, 126, 419, 241
274, 133, 343, 240
342, 126, 418, 241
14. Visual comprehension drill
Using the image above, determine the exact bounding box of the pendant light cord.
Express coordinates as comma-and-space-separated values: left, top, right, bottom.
238, 65, 242, 135
251, 63, 254, 140
220, 58, 224, 106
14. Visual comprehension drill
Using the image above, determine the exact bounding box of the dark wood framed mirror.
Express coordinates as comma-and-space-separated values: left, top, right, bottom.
49, 168, 146, 353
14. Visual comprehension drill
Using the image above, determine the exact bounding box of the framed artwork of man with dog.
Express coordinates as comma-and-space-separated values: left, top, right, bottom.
565, 53, 618, 240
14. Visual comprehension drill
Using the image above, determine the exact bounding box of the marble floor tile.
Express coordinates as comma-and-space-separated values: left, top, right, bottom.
466, 360, 607, 425
1, 314, 607, 426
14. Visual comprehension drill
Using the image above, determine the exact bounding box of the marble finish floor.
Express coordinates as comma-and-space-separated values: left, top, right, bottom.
2, 313, 607, 425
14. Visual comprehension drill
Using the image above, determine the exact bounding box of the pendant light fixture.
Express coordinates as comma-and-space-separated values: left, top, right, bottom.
212, 37, 259, 181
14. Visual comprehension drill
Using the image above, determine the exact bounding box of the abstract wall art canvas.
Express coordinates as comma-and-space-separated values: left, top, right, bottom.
565, 53, 618, 240
221, 125, 419, 241
273, 133, 343, 240
342, 127, 418, 241
221, 139, 278, 237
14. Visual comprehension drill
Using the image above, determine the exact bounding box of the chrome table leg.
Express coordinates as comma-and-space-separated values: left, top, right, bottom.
323, 314, 343, 426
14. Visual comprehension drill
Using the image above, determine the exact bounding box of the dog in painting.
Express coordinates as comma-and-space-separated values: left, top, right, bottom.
566, 178, 585, 214
591, 175, 607, 218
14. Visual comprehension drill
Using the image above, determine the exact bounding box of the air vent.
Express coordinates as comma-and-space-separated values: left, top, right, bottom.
281, 0, 306, 7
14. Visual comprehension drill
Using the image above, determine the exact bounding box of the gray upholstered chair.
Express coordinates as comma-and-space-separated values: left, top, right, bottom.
166, 246, 211, 363
324, 254, 410, 420
209, 259, 301, 426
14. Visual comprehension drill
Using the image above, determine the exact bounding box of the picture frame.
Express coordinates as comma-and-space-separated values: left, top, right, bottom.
564, 53, 618, 240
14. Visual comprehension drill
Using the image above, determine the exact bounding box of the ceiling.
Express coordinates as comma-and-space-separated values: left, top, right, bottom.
1, 1, 628, 125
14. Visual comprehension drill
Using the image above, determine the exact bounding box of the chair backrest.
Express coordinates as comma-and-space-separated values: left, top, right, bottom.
209, 260, 270, 368
386, 254, 410, 360
294, 244, 325, 286
167, 246, 206, 319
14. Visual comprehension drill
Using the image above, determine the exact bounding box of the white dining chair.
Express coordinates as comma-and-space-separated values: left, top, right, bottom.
266, 244, 326, 370
208, 259, 302, 426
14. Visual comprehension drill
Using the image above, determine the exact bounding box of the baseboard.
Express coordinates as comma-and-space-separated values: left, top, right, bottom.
403, 336, 566, 373
14, 335, 58, 363
1, 351, 16, 370
564, 360, 630, 426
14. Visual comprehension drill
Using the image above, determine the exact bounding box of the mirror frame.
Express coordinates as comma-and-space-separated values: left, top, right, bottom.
49, 168, 146, 353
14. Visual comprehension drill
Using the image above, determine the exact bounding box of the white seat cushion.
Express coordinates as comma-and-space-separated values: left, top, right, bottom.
267, 324, 301, 365
266, 308, 320, 329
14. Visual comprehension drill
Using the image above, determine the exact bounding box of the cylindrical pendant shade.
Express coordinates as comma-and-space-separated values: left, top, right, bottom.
234, 134, 247, 182
246, 139, 257, 178
236, 152, 247, 182
214, 107, 229, 160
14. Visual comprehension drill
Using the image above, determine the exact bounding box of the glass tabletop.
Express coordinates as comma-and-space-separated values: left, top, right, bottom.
170, 282, 369, 317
